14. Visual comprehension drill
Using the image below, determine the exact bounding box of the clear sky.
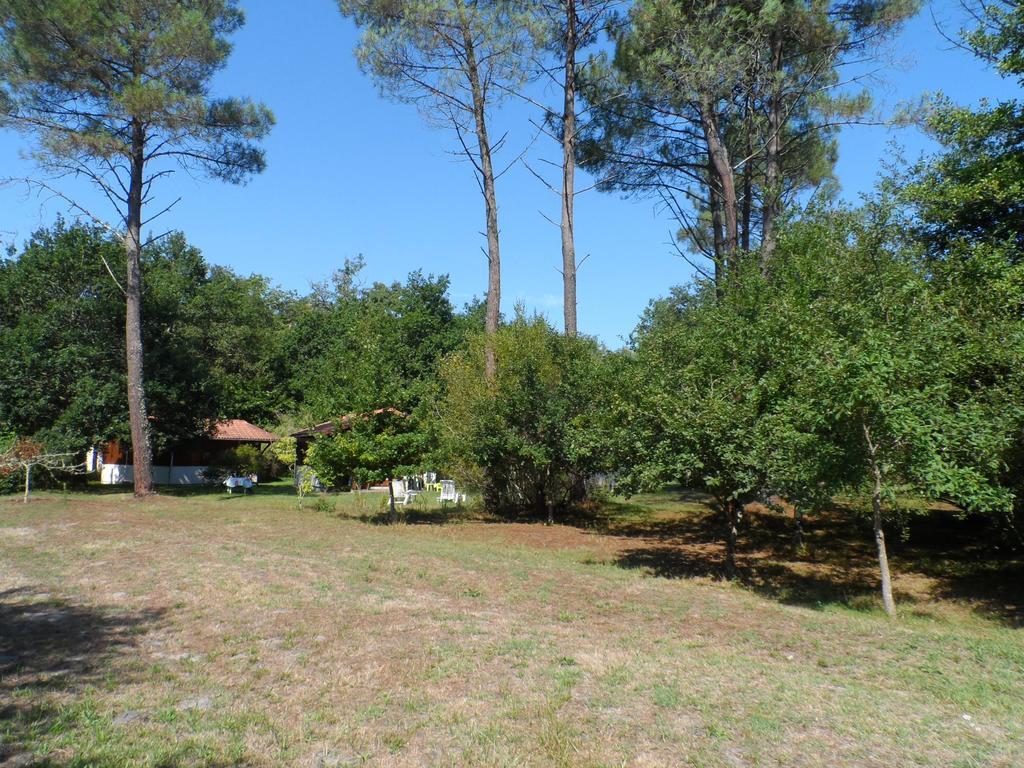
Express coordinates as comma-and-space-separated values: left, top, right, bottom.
0, 1, 1018, 347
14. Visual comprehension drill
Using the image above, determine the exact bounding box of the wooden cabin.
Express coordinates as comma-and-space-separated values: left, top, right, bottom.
91, 419, 278, 485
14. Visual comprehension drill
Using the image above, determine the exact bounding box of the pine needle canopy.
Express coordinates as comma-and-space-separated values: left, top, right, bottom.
0, 0, 274, 200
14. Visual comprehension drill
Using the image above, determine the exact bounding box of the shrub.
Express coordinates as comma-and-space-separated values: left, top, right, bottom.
312, 496, 337, 515
433, 314, 613, 519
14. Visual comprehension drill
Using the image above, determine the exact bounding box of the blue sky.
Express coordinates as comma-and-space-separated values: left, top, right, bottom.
0, 1, 1018, 347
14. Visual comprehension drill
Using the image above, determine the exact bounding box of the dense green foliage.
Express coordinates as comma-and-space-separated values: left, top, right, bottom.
0, 223, 218, 453
283, 258, 476, 419
617, 206, 1018, 571
0, 225, 477, 475
434, 315, 612, 519
895, 0, 1024, 544
305, 409, 425, 521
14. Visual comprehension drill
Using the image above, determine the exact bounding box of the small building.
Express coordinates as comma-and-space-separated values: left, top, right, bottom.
92, 419, 278, 485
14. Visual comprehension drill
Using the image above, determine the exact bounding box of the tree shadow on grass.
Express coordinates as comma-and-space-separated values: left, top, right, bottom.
0, 587, 166, 766
607, 502, 1024, 626
368, 484, 1024, 625
44, 480, 300, 499
402, 504, 477, 526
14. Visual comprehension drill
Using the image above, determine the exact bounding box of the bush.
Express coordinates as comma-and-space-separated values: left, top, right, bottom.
0, 465, 21, 495
312, 495, 337, 515
433, 314, 613, 519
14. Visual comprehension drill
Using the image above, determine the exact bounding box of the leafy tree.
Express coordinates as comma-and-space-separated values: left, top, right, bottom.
0, 0, 274, 495
180, 267, 294, 424
897, 0, 1024, 546
0, 222, 218, 455
617, 269, 785, 576
283, 263, 472, 422
0, 222, 292, 464
306, 409, 425, 523
338, 0, 535, 378
435, 313, 611, 518
621, 203, 1013, 606
271, 436, 298, 476
767, 206, 1013, 615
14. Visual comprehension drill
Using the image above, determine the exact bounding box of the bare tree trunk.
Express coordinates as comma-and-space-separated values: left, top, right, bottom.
699, 95, 739, 275
125, 120, 154, 497
23, 464, 30, 503
709, 162, 724, 298
864, 423, 896, 617
741, 94, 753, 253
870, 467, 896, 617
461, 19, 501, 380
741, 162, 752, 253
761, 34, 783, 272
543, 467, 554, 525
560, 0, 578, 337
792, 506, 805, 553
721, 498, 741, 579
387, 477, 398, 524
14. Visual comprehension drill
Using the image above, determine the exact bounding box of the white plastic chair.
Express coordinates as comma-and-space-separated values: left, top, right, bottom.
393, 490, 419, 507
439, 480, 458, 504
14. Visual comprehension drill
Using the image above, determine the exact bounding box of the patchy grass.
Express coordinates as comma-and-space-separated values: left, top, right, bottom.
0, 487, 1021, 767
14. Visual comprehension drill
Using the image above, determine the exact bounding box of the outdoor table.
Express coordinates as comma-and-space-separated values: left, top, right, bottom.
225, 476, 253, 494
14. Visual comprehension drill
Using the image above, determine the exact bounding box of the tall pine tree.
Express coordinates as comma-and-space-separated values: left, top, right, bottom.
0, 0, 273, 495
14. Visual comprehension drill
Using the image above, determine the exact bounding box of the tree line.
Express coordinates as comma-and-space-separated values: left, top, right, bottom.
2, 1, 1023, 615
0, 0, 915, 496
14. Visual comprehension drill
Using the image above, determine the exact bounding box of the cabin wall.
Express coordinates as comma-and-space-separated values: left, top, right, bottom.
97, 438, 268, 485
100, 464, 210, 485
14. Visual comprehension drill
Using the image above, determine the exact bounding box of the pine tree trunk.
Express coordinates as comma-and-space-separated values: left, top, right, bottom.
23, 464, 30, 503
461, 18, 501, 380
125, 120, 154, 497
741, 93, 753, 253
792, 506, 805, 553
560, 0, 578, 337
709, 164, 725, 298
761, 34, 783, 272
699, 95, 739, 274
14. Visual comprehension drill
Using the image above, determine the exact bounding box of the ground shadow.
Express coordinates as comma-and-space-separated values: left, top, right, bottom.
33, 480, 300, 499
0, 587, 165, 765
402, 503, 476, 526
603, 497, 1024, 624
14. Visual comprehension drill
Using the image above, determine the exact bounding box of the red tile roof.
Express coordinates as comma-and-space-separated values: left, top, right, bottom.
211, 419, 278, 442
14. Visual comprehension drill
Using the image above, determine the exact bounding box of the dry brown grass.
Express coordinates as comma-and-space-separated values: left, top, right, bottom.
1, 488, 1022, 767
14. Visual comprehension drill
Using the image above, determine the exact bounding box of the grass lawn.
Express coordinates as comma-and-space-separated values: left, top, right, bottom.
1, 486, 1022, 767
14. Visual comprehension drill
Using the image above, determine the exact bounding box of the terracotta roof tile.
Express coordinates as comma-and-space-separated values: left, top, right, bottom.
211, 419, 278, 442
